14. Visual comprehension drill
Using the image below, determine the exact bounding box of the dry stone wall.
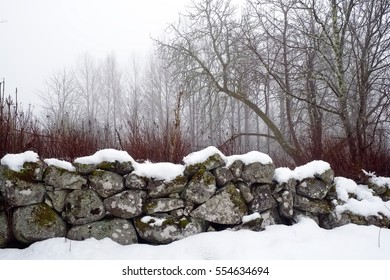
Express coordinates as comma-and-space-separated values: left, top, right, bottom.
0, 148, 389, 248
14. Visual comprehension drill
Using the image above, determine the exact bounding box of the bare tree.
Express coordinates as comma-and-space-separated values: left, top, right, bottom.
156, 0, 304, 162
38, 68, 79, 130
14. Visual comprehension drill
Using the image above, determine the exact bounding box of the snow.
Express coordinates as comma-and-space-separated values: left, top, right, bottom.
140, 216, 167, 227
0, 151, 40, 171
183, 146, 225, 166
19, 189, 32, 195
370, 176, 390, 189
274, 160, 331, 183
44, 158, 76, 172
74, 149, 135, 165
226, 151, 273, 166
183, 146, 273, 167
133, 161, 185, 182
334, 177, 390, 219
242, 212, 261, 223
0, 217, 389, 260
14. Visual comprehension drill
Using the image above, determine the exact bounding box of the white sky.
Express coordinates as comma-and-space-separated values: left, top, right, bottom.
0, 0, 190, 108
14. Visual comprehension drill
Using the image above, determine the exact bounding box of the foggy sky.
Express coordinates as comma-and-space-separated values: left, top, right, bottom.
0, 0, 189, 108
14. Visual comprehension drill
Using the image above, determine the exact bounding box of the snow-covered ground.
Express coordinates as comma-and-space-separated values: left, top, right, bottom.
0, 217, 389, 260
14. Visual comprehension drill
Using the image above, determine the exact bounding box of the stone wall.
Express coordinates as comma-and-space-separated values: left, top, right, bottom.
0, 148, 389, 248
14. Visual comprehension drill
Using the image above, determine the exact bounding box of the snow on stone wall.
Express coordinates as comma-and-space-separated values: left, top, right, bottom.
0, 147, 389, 248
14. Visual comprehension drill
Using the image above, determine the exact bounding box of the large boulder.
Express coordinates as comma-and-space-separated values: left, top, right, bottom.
134, 215, 206, 244
43, 165, 87, 190
236, 181, 254, 203
73, 163, 97, 175
0, 161, 45, 183
148, 176, 187, 198
234, 213, 263, 231
144, 198, 185, 214
275, 189, 294, 219
184, 153, 225, 175
63, 189, 105, 225
294, 194, 332, 214
67, 218, 138, 245
259, 209, 283, 227
45, 189, 70, 212
89, 170, 125, 198
103, 190, 146, 219
182, 170, 216, 204
249, 184, 278, 213
96, 161, 134, 175
296, 178, 332, 199
241, 162, 275, 184
228, 160, 244, 180
315, 168, 334, 185
12, 203, 66, 244
0, 179, 45, 207
212, 167, 234, 187
124, 173, 147, 190
0, 211, 10, 247
191, 183, 248, 225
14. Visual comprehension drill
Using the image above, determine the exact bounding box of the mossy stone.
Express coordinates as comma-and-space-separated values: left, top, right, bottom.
12, 203, 66, 244
32, 203, 58, 227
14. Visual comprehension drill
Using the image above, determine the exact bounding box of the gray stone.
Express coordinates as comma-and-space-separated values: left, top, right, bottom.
320, 212, 349, 229
190, 183, 247, 225
148, 176, 187, 198
104, 190, 146, 219
366, 213, 390, 228
315, 168, 334, 185
242, 162, 275, 184
45, 189, 70, 212
185, 153, 225, 175
275, 189, 294, 218
249, 184, 277, 213
367, 179, 388, 196
63, 189, 105, 225
89, 170, 124, 198
134, 215, 206, 244
73, 163, 97, 175
325, 184, 338, 201
0, 161, 45, 183
67, 218, 138, 245
212, 167, 234, 187
296, 178, 332, 199
43, 165, 87, 190
144, 198, 185, 214
294, 194, 332, 214
125, 173, 147, 190
0, 193, 4, 211
228, 160, 244, 180
12, 203, 66, 244
259, 208, 282, 227
236, 181, 254, 203
170, 208, 185, 218
273, 178, 297, 193
96, 161, 135, 175
0, 179, 45, 207
182, 170, 216, 204
235, 215, 263, 232
114, 161, 135, 175
0, 211, 10, 247
321, 211, 390, 229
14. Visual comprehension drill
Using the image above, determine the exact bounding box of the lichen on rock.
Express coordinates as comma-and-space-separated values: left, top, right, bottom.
12, 203, 66, 244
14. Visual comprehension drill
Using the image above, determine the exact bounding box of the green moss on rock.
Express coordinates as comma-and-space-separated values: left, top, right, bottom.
226, 184, 248, 214
32, 203, 57, 227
